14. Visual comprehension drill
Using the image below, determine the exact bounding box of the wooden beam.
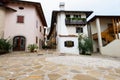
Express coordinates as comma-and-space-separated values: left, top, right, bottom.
118, 19, 120, 39
116, 19, 119, 39
112, 19, 117, 39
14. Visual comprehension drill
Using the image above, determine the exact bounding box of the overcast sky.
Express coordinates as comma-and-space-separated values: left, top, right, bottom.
25, 0, 120, 27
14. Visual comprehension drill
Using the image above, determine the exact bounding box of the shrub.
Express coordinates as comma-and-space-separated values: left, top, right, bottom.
28, 44, 38, 52
0, 38, 12, 53
78, 34, 93, 55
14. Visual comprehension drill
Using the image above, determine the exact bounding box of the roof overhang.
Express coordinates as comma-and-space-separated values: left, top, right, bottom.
4, 6, 16, 11
52, 10, 93, 19
88, 15, 120, 23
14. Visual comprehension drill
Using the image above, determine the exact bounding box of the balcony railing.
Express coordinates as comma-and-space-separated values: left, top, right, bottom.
65, 18, 87, 25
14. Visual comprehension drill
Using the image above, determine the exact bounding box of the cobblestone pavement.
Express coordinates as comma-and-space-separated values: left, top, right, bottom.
0, 50, 120, 80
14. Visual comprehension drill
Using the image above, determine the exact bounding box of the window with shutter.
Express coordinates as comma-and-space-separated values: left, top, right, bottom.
17, 16, 24, 23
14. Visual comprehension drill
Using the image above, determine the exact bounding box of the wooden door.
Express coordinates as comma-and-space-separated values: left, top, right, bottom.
13, 36, 25, 51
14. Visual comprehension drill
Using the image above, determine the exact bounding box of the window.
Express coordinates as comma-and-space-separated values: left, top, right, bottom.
36, 37, 38, 44
40, 26, 41, 32
66, 15, 70, 18
73, 15, 81, 18
76, 27, 83, 33
17, 16, 24, 23
64, 41, 74, 47
74, 15, 78, 18
78, 15, 81, 18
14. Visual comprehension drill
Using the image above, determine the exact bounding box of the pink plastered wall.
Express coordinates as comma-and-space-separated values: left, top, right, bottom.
4, 3, 45, 50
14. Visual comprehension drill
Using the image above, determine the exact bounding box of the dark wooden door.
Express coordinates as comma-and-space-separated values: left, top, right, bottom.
13, 36, 25, 51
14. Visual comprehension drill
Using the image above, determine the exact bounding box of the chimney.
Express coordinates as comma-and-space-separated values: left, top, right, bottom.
59, 2, 65, 11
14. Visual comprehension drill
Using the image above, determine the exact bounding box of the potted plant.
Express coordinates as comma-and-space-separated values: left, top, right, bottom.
28, 44, 38, 52
78, 34, 93, 55
82, 18, 86, 21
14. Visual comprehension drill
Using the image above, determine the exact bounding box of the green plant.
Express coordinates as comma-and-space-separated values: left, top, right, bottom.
66, 17, 71, 20
72, 17, 77, 20
78, 34, 93, 55
72, 17, 86, 20
0, 38, 12, 53
28, 44, 38, 52
82, 18, 86, 22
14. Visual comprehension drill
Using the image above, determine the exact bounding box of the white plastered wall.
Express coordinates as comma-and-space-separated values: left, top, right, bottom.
56, 12, 88, 54
101, 39, 120, 57
58, 37, 79, 54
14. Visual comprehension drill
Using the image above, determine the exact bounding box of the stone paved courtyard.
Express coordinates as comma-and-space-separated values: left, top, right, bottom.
0, 50, 120, 80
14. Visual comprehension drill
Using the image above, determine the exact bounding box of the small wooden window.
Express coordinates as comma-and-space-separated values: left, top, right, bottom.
17, 16, 24, 23
64, 41, 74, 47
76, 27, 83, 33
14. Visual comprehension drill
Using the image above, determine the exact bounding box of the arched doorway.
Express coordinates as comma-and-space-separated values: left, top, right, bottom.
13, 36, 26, 51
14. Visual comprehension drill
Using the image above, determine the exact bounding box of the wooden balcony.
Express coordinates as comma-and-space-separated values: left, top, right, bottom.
65, 18, 86, 25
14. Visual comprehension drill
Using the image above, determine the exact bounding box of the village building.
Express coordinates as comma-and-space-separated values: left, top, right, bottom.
87, 15, 120, 57
0, 0, 47, 51
48, 3, 93, 54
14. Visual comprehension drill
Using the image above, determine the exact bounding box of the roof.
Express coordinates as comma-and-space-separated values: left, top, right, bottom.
48, 10, 93, 39
88, 15, 120, 23
6, 0, 47, 26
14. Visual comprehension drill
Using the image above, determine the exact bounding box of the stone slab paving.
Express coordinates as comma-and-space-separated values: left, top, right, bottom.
0, 50, 120, 80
